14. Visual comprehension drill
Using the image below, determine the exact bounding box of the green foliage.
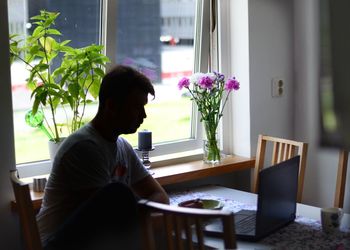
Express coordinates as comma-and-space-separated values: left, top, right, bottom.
9, 10, 109, 142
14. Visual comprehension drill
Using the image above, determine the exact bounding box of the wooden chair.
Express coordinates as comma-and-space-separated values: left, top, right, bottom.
334, 150, 348, 208
10, 170, 42, 250
138, 199, 236, 250
252, 134, 308, 203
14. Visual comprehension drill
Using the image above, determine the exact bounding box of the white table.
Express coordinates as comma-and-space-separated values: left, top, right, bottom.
169, 185, 350, 250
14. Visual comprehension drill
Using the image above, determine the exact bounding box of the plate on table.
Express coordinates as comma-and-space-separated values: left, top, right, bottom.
178, 199, 224, 210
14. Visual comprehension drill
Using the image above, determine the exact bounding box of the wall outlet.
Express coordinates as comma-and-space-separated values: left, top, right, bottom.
272, 78, 284, 97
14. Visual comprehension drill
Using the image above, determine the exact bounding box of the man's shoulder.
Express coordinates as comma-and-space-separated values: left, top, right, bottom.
58, 125, 100, 153
65, 124, 97, 142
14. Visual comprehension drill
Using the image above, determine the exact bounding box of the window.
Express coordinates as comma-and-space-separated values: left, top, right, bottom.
9, 0, 212, 176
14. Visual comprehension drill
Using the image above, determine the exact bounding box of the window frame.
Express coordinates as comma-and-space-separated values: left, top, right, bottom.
15, 0, 217, 177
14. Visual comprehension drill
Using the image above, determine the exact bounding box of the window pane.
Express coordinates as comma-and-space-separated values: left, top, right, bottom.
112, 0, 197, 149
8, 0, 101, 164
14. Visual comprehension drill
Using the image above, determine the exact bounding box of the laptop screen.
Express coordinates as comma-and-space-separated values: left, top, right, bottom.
255, 155, 300, 237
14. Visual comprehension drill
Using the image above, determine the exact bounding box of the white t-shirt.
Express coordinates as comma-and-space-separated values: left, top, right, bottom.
36, 123, 149, 242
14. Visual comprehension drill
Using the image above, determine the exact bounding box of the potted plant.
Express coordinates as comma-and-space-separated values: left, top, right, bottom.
9, 10, 109, 157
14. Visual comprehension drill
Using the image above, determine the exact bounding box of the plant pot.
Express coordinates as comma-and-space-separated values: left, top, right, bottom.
48, 138, 65, 161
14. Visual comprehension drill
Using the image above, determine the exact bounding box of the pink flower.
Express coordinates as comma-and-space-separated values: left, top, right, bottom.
199, 76, 214, 89
178, 77, 190, 90
225, 77, 240, 91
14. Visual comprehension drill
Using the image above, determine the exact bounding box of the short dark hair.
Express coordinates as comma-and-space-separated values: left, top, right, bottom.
98, 65, 155, 107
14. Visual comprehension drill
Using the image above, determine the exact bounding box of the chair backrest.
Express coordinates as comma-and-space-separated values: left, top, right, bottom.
334, 150, 348, 208
253, 134, 308, 203
138, 199, 236, 250
10, 170, 42, 250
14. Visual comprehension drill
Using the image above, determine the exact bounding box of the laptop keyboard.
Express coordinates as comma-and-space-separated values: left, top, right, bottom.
235, 213, 256, 234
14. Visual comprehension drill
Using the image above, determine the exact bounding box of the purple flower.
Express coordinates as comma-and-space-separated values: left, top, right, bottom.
214, 72, 225, 81
199, 76, 214, 89
178, 77, 190, 90
225, 77, 240, 91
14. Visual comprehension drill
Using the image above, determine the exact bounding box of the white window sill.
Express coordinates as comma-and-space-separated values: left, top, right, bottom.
17, 160, 52, 178
150, 149, 203, 168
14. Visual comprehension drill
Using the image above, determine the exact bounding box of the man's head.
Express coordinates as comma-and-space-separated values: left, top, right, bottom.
96, 65, 155, 135
99, 65, 155, 108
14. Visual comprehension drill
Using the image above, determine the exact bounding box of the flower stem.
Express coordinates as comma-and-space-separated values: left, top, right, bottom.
204, 121, 221, 163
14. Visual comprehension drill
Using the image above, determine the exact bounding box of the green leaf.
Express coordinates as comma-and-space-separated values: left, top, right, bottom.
33, 63, 49, 72
59, 45, 73, 54
30, 14, 46, 21
47, 89, 62, 98
46, 29, 62, 36
32, 26, 45, 37
88, 79, 101, 99
39, 37, 55, 53
65, 95, 75, 110
29, 44, 40, 55
59, 72, 71, 87
30, 85, 42, 99
51, 96, 61, 110
45, 83, 61, 90
68, 83, 80, 98
82, 74, 92, 87
52, 67, 65, 78
27, 79, 37, 91
43, 12, 60, 28
32, 97, 41, 115
36, 88, 48, 106
47, 51, 58, 62
32, 21, 43, 26
93, 67, 105, 78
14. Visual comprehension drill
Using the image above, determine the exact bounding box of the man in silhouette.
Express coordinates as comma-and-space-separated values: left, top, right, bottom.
37, 65, 169, 249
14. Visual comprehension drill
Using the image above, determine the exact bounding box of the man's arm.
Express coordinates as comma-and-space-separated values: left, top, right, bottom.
131, 175, 169, 204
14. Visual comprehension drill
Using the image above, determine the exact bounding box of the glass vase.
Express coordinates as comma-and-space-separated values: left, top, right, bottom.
203, 122, 221, 164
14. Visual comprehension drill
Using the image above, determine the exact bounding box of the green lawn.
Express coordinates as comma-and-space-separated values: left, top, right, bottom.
15, 98, 192, 164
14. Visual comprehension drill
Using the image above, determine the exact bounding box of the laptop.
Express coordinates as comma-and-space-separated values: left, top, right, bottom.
205, 155, 300, 241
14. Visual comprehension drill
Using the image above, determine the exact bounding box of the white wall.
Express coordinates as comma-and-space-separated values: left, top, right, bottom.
230, 0, 350, 213
230, 0, 295, 157
0, 1, 22, 249
294, 0, 350, 212
248, 0, 295, 153
230, 0, 294, 157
